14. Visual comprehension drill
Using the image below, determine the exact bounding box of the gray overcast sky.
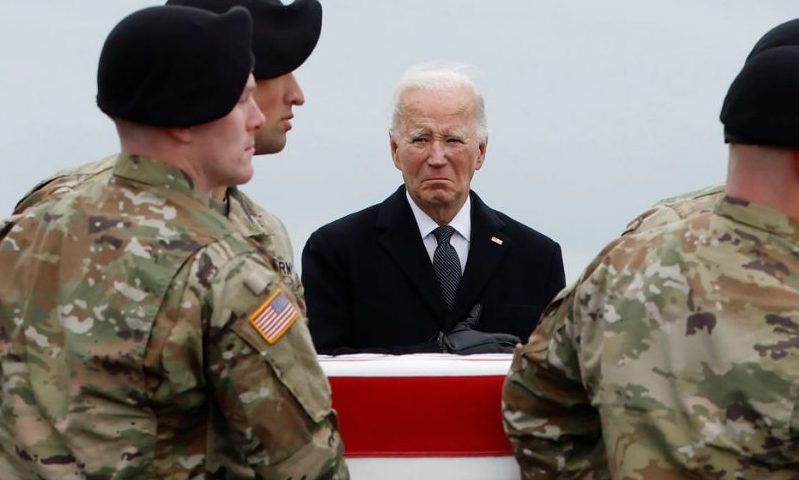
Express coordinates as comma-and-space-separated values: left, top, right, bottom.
1, 1, 797, 282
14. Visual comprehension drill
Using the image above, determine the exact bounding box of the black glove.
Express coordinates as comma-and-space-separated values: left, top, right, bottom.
439, 305, 520, 354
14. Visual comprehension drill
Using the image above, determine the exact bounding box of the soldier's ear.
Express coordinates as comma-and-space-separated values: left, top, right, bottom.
168, 127, 192, 144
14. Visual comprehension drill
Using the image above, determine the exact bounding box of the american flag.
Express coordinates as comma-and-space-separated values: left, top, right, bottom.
249, 288, 299, 344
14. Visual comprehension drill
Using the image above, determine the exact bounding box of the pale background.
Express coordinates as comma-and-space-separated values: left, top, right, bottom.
2, 1, 797, 282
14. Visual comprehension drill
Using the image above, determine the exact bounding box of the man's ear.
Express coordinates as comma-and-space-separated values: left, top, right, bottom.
168, 127, 192, 144
475, 137, 488, 171
390, 132, 401, 170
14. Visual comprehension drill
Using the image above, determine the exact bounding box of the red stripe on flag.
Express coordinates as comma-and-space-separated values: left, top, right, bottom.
264, 309, 295, 337
329, 375, 512, 457
253, 302, 296, 333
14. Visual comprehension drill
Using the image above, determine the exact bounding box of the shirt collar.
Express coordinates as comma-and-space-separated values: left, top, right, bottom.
406, 190, 472, 241
715, 195, 799, 241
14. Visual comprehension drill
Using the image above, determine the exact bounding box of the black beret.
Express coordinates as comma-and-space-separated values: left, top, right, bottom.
720, 18, 799, 146
97, 5, 253, 127
746, 18, 799, 61
166, 0, 322, 79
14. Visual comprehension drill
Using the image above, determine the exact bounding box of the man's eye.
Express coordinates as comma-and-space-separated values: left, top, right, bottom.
411, 137, 428, 144
447, 138, 464, 144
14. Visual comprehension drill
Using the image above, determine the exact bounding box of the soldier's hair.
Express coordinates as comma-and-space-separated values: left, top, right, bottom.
389, 63, 488, 142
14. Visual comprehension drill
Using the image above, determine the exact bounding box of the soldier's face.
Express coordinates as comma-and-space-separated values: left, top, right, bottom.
390, 87, 486, 216
190, 75, 265, 191
252, 72, 305, 154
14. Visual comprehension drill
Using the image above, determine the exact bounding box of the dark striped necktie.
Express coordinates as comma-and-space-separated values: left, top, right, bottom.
432, 225, 462, 308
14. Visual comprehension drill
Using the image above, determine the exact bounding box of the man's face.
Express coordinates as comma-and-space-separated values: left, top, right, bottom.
190, 74, 265, 191
390, 87, 486, 215
252, 72, 305, 154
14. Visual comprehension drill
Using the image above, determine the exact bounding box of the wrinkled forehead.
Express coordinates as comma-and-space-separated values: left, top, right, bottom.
398, 87, 479, 133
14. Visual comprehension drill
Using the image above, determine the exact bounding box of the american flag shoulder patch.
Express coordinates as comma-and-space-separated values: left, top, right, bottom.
248, 288, 299, 345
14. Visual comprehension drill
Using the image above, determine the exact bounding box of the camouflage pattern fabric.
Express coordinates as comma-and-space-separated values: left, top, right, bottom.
12, 156, 305, 308
502, 196, 799, 479
12, 155, 117, 215
621, 183, 725, 236
226, 186, 307, 316
0, 154, 347, 479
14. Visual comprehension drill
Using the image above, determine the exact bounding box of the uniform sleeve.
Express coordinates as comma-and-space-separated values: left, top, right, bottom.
301, 230, 357, 354
265, 213, 307, 315
236, 194, 306, 314
621, 205, 682, 236
202, 251, 349, 479
502, 285, 609, 479
13, 176, 72, 214
13, 159, 115, 215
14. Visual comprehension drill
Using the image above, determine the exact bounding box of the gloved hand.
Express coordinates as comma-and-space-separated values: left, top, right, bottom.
439, 305, 520, 354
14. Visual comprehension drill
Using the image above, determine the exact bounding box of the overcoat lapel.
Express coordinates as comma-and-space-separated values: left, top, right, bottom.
376, 187, 449, 328
445, 192, 510, 331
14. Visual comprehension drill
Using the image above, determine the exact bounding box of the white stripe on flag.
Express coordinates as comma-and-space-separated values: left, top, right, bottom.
253, 303, 296, 338
264, 308, 296, 337
347, 457, 517, 480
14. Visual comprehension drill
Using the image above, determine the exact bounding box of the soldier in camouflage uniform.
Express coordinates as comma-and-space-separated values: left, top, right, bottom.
502, 18, 799, 479
13, 0, 324, 306
0, 5, 347, 479
14, 158, 306, 313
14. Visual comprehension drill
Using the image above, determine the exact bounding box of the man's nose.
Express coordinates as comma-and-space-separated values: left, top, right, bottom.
287, 73, 305, 106
427, 140, 447, 165
250, 100, 266, 129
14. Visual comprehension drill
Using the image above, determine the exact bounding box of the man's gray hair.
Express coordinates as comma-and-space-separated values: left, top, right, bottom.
389, 63, 488, 141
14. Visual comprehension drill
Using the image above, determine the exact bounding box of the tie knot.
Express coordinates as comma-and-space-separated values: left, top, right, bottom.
433, 225, 456, 245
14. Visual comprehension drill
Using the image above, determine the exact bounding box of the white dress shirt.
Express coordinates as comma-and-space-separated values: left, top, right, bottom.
406, 191, 470, 273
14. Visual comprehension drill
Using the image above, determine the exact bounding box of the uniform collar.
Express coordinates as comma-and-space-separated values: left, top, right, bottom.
226, 187, 275, 237
112, 153, 210, 206
209, 194, 229, 217
716, 195, 799, 241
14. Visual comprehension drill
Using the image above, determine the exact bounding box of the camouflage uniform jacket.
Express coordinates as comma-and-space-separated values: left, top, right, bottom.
0, 154, 347, 479
12, 155, 305, 311
503, 196, 799, 479
622, 183, 725, 236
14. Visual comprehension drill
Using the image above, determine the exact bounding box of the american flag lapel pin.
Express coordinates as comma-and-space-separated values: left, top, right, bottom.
490, 236, 503, 245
